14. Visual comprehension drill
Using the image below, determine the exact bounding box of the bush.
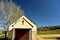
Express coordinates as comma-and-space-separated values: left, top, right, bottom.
0, 37, 8, 40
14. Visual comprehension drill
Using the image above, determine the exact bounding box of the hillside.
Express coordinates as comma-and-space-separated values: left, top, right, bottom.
37, 25, 60, 34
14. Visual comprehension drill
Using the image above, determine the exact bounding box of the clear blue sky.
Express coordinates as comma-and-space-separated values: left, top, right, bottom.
0, 0, 60, 28
13, 0, 60, 27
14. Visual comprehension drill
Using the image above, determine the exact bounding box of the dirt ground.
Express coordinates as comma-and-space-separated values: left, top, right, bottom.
37, 34, 60, 40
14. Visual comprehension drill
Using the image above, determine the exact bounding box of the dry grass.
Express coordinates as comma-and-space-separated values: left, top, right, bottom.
37, 34, 60, 40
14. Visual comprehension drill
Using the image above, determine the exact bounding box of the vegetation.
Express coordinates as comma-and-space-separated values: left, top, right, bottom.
38, 29, 60, 35
29, 19, 36, 24
0, 31, 5, 40
37, 25, 60, 34
0, 37, 8, 40
0, 0, 24, 39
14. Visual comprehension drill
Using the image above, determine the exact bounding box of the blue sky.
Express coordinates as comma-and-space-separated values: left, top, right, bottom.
0, 0, 60, 28
13, 0, 60, 27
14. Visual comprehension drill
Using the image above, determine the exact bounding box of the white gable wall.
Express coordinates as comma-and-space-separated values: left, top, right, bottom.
9, 16, 37, 31
9, 18, 32, 31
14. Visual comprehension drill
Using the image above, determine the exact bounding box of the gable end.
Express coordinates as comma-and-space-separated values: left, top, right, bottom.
23, 18, 33, 27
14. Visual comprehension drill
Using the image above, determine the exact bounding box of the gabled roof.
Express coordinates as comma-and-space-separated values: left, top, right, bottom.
18, 15, 36, 27
9, 15, 37, 31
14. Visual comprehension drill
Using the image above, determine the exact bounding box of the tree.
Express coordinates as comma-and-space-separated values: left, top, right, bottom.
0, 0, 24, 39
29, 19, 36, 24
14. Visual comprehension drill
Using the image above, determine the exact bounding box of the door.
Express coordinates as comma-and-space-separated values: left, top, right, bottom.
15, 29, 30, 40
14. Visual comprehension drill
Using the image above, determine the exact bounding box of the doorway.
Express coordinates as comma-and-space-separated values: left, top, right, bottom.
15, 29, 31, 40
